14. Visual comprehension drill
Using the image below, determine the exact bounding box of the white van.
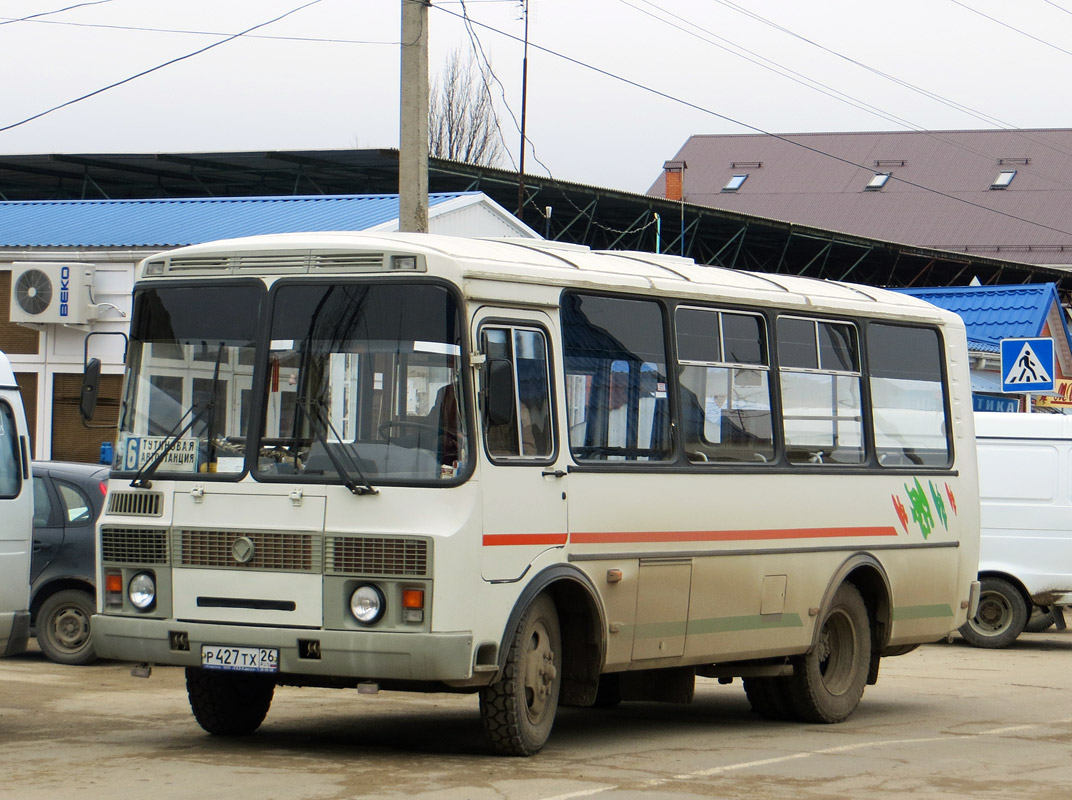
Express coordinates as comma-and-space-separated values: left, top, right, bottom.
963, 411, 1072, 647
0, 351, 32, 656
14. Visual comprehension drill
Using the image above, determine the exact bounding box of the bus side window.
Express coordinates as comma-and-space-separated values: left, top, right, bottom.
778, 317, 864, 465
481, 327, 553, 460
676, 307, 774, 464
868, 323, 950, 467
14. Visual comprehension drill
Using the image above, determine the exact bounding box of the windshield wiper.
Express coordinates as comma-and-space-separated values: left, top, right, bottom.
129, 343, 224, 489
296, 398, 378, 496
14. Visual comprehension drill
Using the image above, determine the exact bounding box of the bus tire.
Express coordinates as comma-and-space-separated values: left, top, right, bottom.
785, 583, 870, 723
743, 677, 795, 721
958, 577, 1027, 648
479, 593, 562, 756
185, 667, 275, 736
36, 589, 97, 666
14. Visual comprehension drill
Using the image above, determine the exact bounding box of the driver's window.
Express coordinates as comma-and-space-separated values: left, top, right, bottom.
481, 326, 554, 461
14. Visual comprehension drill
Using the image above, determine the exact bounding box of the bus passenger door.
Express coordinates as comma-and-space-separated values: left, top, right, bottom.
474, 313, 568, 582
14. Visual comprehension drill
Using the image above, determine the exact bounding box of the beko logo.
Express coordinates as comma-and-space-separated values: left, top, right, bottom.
58, 266, 70, 317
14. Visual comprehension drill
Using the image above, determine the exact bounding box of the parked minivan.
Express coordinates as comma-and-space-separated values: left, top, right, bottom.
0, 351, 32, 657
962, 411, 1072, 647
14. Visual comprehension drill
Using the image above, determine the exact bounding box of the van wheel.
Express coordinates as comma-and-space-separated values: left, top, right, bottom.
37, 589, 97, 666
783, 583, 871, 723
959, 577, 1027, 648
479, 594, 562, 756
1025, 606, 1056, 633
185, 668, 275, 735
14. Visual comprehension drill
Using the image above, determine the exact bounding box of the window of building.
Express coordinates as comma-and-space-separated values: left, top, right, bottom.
722, 174, 748, 192
865, 173, 890, 191
991, 170, 1016, 189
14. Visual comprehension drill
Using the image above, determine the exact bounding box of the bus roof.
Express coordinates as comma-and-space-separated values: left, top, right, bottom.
0, 351, 16, 390
140, 231, 957, 323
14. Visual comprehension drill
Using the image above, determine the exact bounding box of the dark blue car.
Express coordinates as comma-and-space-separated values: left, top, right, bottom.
30, 461, 108, 665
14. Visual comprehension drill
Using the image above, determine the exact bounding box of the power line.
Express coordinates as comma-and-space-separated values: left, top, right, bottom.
0, 0, 325, 136
433, 3, 1072, 241
949, 0, 1072, 59
0, 13, 393, 45
0, 0, 117, 27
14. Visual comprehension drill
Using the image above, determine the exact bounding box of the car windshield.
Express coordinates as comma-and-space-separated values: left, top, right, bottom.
115, 283, 263, 476
255, 281, 468, 485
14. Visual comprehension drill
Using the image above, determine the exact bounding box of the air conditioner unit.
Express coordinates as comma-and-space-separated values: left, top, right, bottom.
9, 263, 97, 325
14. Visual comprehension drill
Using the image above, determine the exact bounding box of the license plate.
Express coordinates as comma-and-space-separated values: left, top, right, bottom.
201, 645, 278, 673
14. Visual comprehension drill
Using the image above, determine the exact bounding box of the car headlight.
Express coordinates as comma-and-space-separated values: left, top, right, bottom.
128, 572, 156, 610
350, 584, 385, 624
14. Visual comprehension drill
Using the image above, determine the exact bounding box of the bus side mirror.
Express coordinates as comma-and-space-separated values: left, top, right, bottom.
80, 358, 101, 422
485, 359, 516, 427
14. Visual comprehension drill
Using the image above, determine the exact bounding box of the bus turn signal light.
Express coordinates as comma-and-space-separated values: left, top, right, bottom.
402, 589, 424, 623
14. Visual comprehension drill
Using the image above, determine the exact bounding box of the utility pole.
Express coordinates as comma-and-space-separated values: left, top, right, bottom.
516, 0, 529, 218
399, 0, 429, 233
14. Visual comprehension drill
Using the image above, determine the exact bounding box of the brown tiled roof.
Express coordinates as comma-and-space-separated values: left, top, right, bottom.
649, 129, 1072, 267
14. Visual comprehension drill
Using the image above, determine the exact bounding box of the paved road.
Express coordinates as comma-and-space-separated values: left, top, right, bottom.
2, 630, 1072, 800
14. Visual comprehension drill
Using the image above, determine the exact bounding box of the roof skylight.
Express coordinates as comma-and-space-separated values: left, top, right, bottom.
722, 174, 748, 192
991, 170, 1017, 189
865, 173, 890, 191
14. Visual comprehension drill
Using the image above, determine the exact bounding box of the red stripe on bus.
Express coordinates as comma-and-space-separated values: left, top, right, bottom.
483, 527, 898, 546
483, 533, 570, 547
569, 526, 899, 544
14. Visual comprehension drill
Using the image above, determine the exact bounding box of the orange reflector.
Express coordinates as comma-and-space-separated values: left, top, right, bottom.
105, 573, 123, 593
402, 589, 424, 609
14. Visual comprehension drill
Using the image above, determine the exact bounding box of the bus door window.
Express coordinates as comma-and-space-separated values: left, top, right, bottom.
561, 293, 671, 463
481, 327, 553, 460
675, 307, 774, 464
777, 317, 863, 465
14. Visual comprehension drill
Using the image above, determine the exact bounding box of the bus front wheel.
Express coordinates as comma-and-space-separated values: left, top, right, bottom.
185, 667, 275, 736
784, 582, 871, 723
479, 593, 562, 756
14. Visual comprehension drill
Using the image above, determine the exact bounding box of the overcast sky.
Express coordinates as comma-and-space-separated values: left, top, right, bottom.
2, 0, 1071, 194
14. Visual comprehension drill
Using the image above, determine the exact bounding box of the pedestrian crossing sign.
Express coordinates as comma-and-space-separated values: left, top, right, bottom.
1000, 337, 1055, 393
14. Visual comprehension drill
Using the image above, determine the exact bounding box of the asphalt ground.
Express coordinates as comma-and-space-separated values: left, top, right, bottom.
2, 630, 1071, 800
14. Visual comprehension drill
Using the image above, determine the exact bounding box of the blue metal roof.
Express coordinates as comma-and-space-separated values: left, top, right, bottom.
895, 284, 1064, 348
0, 193, 478, 247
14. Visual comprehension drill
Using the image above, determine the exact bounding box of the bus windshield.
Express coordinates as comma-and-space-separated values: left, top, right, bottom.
256, 281, 468, 484
116, 283, 263, 477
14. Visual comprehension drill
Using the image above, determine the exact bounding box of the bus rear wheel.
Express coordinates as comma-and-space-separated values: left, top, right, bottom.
479, 593, 562, 756
185, 667, 275, 736
784, 583, 871, 723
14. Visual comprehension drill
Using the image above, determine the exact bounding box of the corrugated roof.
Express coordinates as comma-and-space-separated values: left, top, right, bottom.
650, 129, 1072, 267
896, 283, 1056, 346
0, 193, 477, 247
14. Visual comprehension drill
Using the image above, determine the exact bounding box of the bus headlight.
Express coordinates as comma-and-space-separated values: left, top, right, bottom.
128, 572, 156, 610
350, 584, 385, 625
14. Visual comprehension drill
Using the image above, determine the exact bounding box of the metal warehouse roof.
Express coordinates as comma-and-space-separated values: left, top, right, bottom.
0, 148, 1067, 288
0, 192, 481, 247
651, 129, 1072, 268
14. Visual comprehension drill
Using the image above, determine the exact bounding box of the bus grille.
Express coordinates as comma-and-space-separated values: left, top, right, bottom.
107, 491, 163, 517
326, 536, 430, 577
101, 527, 169, 564
177, 529, 321, 572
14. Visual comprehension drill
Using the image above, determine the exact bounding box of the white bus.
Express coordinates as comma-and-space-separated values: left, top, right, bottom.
0, 350, 33, 657
88, 233, 980, 755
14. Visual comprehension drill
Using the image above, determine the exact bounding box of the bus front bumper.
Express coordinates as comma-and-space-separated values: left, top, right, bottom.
92, 614, 477, 683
